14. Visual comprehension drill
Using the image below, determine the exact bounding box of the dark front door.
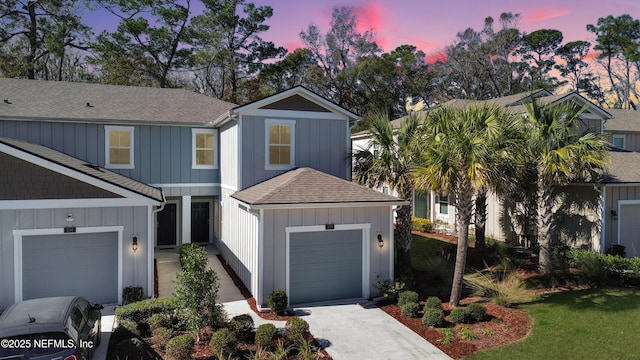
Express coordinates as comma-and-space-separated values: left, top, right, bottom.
157, 203, 177, 247
191, 202, 210, 244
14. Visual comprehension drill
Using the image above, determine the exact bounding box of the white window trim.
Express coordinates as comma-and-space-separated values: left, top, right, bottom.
612, 134, 626, 150
265, 119, 296, 170
437, 194, 450, 217
104, 125, 135, 169
192, 128, 218, 169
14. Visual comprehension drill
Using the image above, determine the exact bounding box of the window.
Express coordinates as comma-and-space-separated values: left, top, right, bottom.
438, 194, 449, 215
192, 129, 217, 169
105, 126, 134, 169
382, 185, 389, 195
612, 135, 626, 150
265, 119, 295, 169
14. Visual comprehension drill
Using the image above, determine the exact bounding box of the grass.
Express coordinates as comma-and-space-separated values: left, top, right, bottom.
467, 288, 640, 360
410, 234, 456, 272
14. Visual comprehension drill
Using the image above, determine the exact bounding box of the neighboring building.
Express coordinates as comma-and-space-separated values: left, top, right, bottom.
353, 90, 640, 258
0, 79, 406, 311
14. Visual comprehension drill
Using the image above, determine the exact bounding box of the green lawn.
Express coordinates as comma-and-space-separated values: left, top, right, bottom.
410, 234, 456, 272
467, 288, 640, 360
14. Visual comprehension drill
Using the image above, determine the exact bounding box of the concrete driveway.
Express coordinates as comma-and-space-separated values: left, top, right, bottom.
93, 304, 116, 360
295, 300, 451, 360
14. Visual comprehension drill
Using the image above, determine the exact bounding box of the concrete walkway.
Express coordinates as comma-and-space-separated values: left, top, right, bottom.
155, 245, 451, 360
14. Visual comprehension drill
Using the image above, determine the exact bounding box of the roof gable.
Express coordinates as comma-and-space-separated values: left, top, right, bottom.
0, 137, 163, 203
260, 94, 331, 112
232, 167, 406, 208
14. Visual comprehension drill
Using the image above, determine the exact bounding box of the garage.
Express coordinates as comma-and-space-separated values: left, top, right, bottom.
21, 232, 119, 304
289, 229, 363, 304
618, 203, 640, 257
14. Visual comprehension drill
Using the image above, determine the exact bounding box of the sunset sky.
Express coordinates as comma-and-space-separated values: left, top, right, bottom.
87, 0, 640, 58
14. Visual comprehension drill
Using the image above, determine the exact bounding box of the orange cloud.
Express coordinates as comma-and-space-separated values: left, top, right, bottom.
585, 49, 602, 61
523, 6, 571, 23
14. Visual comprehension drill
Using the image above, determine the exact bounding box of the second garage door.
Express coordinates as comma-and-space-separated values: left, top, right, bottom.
22, 232, 119, 304
289, 230, 363, 304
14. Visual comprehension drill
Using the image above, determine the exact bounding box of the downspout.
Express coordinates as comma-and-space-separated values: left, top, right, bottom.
593, 184, 605, 253
150, 189, 166, 297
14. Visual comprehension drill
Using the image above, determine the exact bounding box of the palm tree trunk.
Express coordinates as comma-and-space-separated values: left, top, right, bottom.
450, 181, 473, 306
537, 177, 554, 273
474, 188, 488, 252
396, 184, 414, 271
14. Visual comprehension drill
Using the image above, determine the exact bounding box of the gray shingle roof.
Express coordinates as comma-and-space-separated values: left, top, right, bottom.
0, 136, 163, 202
602, 149, 640, 183
0, 78, 236, 125
604, 109, 640, 132
231, 167, 407, 207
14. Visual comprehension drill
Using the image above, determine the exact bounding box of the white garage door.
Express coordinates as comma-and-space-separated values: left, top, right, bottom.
22, 232, 118, 304
619, 204, 640, 257
289, 230, 363, 305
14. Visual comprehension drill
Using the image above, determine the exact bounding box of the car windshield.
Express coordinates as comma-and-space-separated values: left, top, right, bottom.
0, 332, 75, 358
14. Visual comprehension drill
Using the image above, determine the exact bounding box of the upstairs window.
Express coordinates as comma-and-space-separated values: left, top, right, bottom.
105, 126, 134, 169
612, 135, 626, 150
192, 129, 217, 169
266, 119, 295, 169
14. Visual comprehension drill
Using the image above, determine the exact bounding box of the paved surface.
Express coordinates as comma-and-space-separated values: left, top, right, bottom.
154, 245, 451, 360
93, 305, 115, 360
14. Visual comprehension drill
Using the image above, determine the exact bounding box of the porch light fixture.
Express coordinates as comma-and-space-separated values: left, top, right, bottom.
132, 236, 138, 252
64, 214, 76, 233
377, 234, 384, 248
610, 209, 618, 221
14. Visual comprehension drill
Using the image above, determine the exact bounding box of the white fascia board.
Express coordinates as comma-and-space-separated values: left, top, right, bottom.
242, 108, 348, 120
0, 143, 161, 205
243, 200, 409, 210
0, 198, 155, 210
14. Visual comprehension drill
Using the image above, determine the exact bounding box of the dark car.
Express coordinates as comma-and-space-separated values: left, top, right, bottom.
0, 296, 103, 360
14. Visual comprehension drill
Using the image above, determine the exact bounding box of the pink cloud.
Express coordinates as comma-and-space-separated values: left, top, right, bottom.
396, 36, 440, 55
425, 50, 448, 65
352, 2, 388, 49
585, 49, 602, 61
284, 40, 304, 53
523, 6, 571, 23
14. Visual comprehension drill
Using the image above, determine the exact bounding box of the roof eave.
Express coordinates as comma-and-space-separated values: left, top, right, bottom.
238, 200, 409, 210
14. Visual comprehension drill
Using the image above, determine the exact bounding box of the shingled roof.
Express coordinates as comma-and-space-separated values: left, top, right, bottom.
0, 78, 236, 125
604, 109, 640, 132
231, 167, 407, 208
0, 136, 163, 202
602, 148, 640, 183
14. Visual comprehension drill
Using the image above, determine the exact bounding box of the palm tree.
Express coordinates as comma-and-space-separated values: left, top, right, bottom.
353, 111, 421, 271
412, 104, 519, 306
524, 99, 609, 273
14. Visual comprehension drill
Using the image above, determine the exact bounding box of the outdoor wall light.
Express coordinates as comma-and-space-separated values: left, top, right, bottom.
610, 209, 618, 221
377, 234, 384, 248
132, 236, 138, 252
64, 213, 76, 233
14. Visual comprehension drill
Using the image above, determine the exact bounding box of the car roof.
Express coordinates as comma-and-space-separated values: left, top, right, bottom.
0, 297, 80, 338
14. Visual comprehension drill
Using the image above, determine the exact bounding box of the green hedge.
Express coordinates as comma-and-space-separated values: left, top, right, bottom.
115, 297, 180, 323
567, 249, 640, 277
412, 216, 434, 232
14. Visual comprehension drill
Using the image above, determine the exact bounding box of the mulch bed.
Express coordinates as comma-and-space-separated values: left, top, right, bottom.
380, 297, 533, 359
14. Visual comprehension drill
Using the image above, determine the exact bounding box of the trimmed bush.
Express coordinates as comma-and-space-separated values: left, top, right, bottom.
424, 296, 443, 310
607, 244, 626, 257
210, 328, 237, 359
284, 316, 309, 342
401, 302, 420, 318
165, 334, 195, 360
449, 308, 468, 324
151, 326, 173, 350
178, 243, 201, 268
412, 216, 434, 232
116, 319, 140, 336
268, 290, 288, 315
255, 323, 278, 349
116, 337, 144, 360
122, 286, 145, 305
229, 314, 254, 342
149, 313, 172, 331
465, 303, 487, 322
115, 297, 180, 323
422, 308, 445, 327
398, 291, 419, 307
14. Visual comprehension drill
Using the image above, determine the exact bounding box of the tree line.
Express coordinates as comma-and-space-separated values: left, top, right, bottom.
1, 1, 639, 116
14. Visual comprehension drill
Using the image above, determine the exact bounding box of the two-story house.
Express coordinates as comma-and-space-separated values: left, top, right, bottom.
0, 79, 406, 311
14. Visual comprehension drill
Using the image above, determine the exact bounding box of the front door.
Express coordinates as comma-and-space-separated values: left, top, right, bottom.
191, 202, 210, 244
157, 203, 178, 247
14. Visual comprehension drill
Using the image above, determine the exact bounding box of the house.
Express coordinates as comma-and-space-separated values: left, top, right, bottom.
0, 79, 406, 311
352, 90, 640, 258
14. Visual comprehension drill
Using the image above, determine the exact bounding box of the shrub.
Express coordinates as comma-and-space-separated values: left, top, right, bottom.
439, 328, 455, 344
422, 308, 445, 327
459, 325, 478, 340
397, 291, 419, 307
122, 286, 145, 305
268, 290, 288, 315
209, 328, 237, 359
116, 337, 144, 360
165, 334, 195, 360
567, 249, 607, 286
255, 323, 278, 349
411, 216, 434, 232
178, 243, 201, 268
116, 319, 140, 336
401, 302, 420, 318
229, 314, 254, 342
149, 313, 172, 331
151, 326, 173, 350
374, 279, 405, 299
464, 270, 537, 306
424, 296, 443, 310
449, 308, 468, 324
284, 316, 309, 342
115, 297, 180, 323
465, 303, 487, 322
607, 244, 626, 257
